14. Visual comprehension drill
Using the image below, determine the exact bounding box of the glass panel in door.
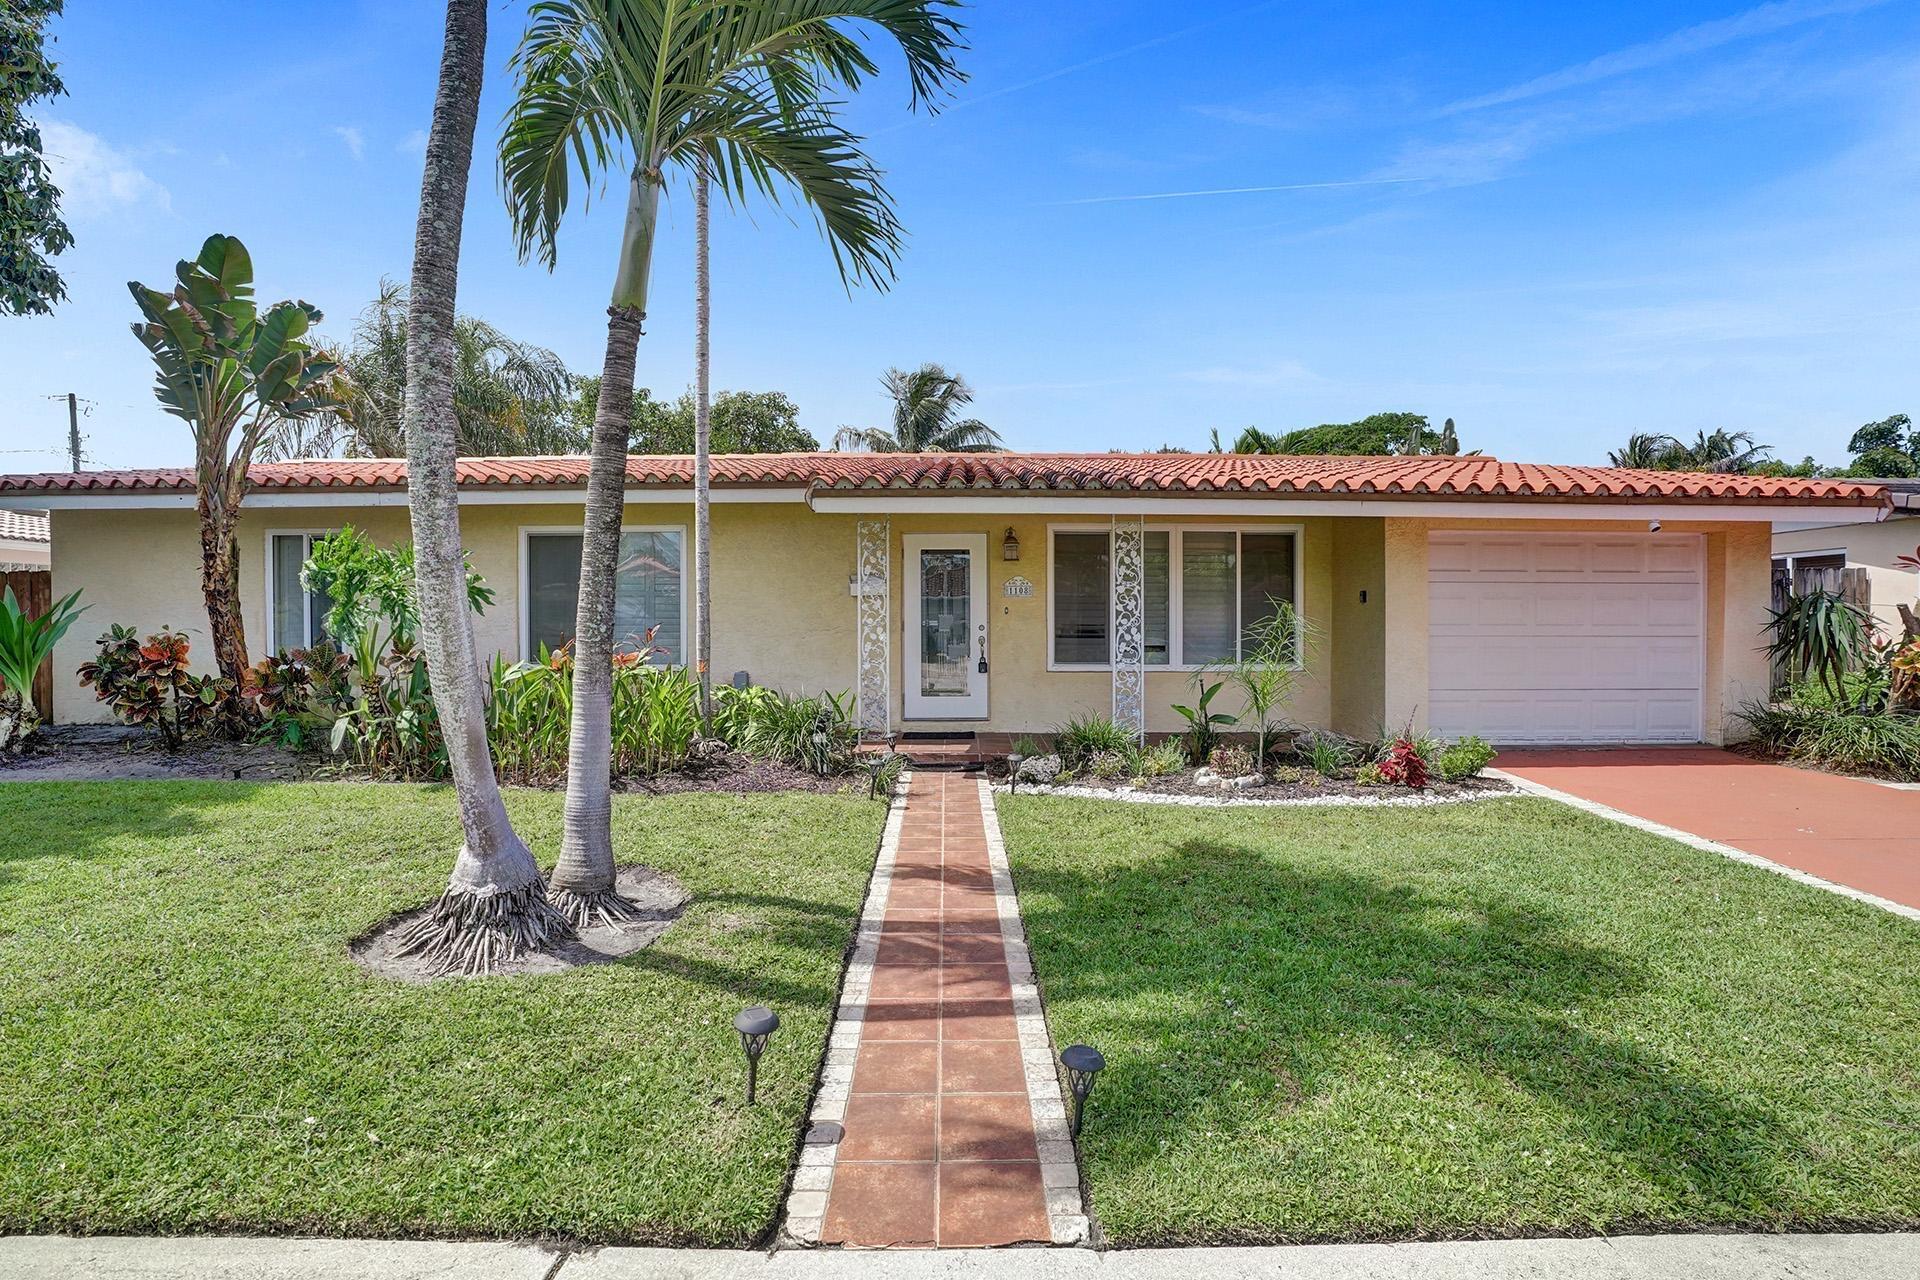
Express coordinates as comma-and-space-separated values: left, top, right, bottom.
919, 550, 971, 698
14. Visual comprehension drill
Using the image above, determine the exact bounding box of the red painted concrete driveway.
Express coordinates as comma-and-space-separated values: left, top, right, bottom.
1496, 748, 1920, 912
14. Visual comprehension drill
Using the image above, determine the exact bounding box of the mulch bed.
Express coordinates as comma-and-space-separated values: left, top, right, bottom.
2, 726, 866, 795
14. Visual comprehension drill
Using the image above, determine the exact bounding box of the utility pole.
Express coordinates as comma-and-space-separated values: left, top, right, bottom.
66, 393, 81, 471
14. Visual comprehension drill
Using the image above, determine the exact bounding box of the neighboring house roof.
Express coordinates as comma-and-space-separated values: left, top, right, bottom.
0, 508, 49, 543
0, 454, 1891, 509
1860, 477, 1920, 513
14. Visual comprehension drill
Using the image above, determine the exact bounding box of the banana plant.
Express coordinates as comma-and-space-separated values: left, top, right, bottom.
129, 234, 345, 704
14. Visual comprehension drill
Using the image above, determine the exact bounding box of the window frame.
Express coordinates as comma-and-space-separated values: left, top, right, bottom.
518, 523, 690, 664
263, 527, 338, 654
1045, 522, 1304, 673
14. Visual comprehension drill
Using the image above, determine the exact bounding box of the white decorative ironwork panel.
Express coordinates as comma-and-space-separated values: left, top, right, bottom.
1110, 516, 1146, 742
855, 519, 891, 737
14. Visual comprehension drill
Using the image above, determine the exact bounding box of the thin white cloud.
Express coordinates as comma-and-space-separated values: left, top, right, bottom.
1048, 177, 1425, 207
1441, 0, 1885, 115
333, 125, 365, 160
397, 128, 427, 157
36, 119, 170, 217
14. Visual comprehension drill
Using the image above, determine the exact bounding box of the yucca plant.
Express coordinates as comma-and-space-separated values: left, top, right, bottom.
0, 585, 84, 746
1764, 589, 1874, 704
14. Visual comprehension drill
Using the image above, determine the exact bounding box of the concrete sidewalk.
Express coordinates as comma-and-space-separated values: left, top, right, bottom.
5, 1233, 1919, 1280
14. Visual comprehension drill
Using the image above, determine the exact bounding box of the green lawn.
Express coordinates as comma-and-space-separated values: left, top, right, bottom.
998, 794, 1920, 1246
0, 781, 885, 1245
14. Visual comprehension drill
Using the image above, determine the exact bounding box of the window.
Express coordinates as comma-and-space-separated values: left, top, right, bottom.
267, 531, 335, 653
1049, 527, 1298, 668
524, 529, 685, 663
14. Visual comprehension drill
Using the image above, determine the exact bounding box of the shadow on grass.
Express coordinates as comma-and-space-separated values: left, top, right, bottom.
1017, 834, 1789, 1219
0, 780, 260, 891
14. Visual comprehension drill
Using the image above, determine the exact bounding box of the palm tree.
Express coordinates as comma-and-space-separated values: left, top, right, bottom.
693, 163, 714, 732
1676, 428, 1773, 473
1608, 433, 1681, 469
264, 283, 580, 460
833, 363, 1001, 451
387, 0, 570, 974
501, 0, 964, 928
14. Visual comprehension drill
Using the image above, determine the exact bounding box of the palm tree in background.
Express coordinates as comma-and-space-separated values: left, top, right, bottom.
264, 283, 580, 460
833, 363, 1002, 451
1608, 428, 1773, 472
389, 0, 571, 974
501, 0, 964, 928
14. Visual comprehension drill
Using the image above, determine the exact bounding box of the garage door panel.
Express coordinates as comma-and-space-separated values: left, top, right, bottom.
1428, 532, 1703, 744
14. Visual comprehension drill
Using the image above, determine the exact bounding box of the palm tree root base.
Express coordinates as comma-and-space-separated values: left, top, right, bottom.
393, 882, 572, 976
548, 885, 649, 931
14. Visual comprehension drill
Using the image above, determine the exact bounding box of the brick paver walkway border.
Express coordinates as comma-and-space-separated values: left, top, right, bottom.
783, 772, 1086, 1248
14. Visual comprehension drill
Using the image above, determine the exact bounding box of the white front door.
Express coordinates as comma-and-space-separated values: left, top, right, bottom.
1428, 531, 1705, 744
903, 534, 989, 720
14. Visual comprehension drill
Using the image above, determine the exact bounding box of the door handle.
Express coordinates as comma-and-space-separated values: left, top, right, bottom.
977, 632, 989, 674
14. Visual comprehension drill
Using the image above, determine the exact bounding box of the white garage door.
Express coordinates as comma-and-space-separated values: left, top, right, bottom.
1428, 532, 1703, 744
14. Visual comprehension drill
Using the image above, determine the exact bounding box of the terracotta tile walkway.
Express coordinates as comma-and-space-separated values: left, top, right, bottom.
1497, 747, 1920, 915
785, 772, 1084, 1249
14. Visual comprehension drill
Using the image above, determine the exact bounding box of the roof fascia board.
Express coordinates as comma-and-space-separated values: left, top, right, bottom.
16, 486, 811, 510
804, 493, 1886, 523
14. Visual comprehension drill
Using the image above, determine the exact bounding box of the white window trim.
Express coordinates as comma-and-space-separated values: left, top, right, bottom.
263, 527, 338, 654
518, 523, 689, 664
1045, 523, 1305, 673
1772, 548, 1849, 573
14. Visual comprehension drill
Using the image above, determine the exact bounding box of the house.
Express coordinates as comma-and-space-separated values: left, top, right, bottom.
0, 453, 1890, 744
0, 509, 49, 570
1773, 478, 1919, 639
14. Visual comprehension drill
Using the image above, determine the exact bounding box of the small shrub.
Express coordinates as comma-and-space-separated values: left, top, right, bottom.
1376, 737, 1430, 789
246, 641, 353, 752
78, 625, 232, 750
1088, 749, 1133, 780
1438, 735, 1497, 781
1054, 711, 1135, 768
0, 585, 85, 745
1171, 678, 1236, 764
1269, 764, 1304, 784
1302, 732, 1354, 778
1354, 761, 1386, 786
1740, 699, 1920, 780
1208, 744, 1255, 777
1136, 738, 1188, 777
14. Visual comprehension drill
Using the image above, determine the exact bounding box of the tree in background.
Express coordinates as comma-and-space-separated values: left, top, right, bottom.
1843, 414, 1918, 478
264, 282, 580, 460
1605, 429, 1773, 472
501, 0, 964, 928
387, 0, 569, 974
1227, 411, 1461, 456
572, 381, 819, 452
0, 0, 71, 316
129, 235, 344, 702
834, 363, 1001, 451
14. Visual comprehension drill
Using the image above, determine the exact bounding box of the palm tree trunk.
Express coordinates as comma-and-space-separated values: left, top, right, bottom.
392, 0, 568, 975
551, 170, 660, 929
693, 164, 714, 733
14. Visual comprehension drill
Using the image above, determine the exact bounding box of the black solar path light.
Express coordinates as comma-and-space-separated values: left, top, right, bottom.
734, 1005, 779, 1104
1060, 1043, 1105, 1138
1006, 751, 1025, 794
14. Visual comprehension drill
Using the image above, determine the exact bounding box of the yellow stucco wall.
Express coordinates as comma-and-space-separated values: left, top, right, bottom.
1773, 514, 1919, 638
46, 500, 1776, 744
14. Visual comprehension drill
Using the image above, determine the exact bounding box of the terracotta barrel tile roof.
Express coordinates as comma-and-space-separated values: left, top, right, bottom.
0, 451, 1889, 507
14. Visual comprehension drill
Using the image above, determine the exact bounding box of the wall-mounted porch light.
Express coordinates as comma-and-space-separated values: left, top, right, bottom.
1002, 527, 1021, 561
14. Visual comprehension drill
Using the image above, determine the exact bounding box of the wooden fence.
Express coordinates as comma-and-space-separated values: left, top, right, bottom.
1, 569, 55, 722
1767, 564, 1871, 694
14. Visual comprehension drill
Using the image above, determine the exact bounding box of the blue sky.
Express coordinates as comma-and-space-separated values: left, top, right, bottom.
3, 0, 1917, 471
